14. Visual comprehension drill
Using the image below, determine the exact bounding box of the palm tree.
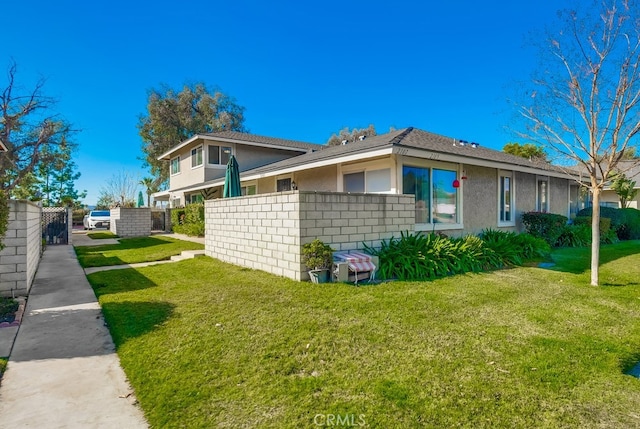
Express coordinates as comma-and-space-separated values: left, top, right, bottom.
139, 177, 158, 207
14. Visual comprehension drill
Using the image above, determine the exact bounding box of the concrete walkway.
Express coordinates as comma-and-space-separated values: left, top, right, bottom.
0, 244, 148, 428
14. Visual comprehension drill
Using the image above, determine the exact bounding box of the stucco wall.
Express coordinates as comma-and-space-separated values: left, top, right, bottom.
204, 191, 415, 281
549, 176, 569, 216
235, 145, 306, 171
294, 165, 338, 192
0, 201, 42, 297
461, 165, 500, 235
110, 207, 151, 238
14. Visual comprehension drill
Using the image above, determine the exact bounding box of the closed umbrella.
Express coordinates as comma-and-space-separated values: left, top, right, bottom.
223, 155, 242, 198
138, 191, 145, 207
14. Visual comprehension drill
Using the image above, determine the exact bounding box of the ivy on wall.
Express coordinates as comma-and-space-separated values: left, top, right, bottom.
0, 192, 8, 250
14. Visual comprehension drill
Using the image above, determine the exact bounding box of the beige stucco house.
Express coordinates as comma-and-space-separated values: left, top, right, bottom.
154, 131, 323, 207
600, 161, 640, 209
156, 127, 584, 236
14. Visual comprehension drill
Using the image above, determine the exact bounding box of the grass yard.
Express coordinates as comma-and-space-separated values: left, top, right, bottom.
75, 236, 204, 267
87, 241, 640, 428
87, 231, 119, 239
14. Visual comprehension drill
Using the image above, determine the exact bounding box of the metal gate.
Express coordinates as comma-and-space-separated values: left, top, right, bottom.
151, 210, 166, 231
42, 208, 68, 245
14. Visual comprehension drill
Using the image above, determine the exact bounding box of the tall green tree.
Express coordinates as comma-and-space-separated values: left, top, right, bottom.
327, 124, 376, 146
503, 142, 547, 161
10, 141, 86, 206
139, 176, 157, 207
138, 83, 246, 186
517, 0, 640, 286
610, 172, 639, 208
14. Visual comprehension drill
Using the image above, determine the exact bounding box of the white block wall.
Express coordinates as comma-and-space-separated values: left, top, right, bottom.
110, 207, 151, 238
205, 191, 415, 281
0, 201, 42, 297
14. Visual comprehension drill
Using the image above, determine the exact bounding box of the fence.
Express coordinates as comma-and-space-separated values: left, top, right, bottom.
204, 191, 415, 281
0, 201, 43, 297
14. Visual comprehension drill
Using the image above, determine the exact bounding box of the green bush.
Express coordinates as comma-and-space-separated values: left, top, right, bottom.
618, 208, 640, 240
363, 230, 550, 282
556, 224, 591, 248
573, 216, 611, 234
521, 212, 568, 246
576, 206, 625, 237
171, 204, 204, 237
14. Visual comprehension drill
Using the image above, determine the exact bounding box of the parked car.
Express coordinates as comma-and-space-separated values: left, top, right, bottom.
83, 210, 111, 230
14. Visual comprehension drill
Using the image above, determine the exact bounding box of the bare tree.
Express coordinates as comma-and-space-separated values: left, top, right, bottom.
517, 0, 640, 285
0, 61, 75, 192
98, 170, 140, 208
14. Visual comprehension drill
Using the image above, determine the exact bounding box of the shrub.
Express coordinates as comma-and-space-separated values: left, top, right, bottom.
171, 204, 204, 237
521, 212, 568, 246
573, 216, 611, 234
619, 208, 640, 239
363, 230, 550, 282
556, 224, 591, 248
576, 206, 625, 237
301, 239, 334, 271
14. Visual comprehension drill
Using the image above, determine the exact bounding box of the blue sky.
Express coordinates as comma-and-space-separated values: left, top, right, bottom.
3, 0, 569, 205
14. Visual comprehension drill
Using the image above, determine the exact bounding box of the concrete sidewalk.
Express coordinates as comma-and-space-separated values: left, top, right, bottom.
0, 245, 148, 428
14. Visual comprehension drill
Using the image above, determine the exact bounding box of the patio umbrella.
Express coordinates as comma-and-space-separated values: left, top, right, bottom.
223, 155, 242, 198
137, 191, 145, 207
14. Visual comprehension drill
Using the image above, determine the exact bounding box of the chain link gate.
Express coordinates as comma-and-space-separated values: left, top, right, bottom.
42, 207, 68, 245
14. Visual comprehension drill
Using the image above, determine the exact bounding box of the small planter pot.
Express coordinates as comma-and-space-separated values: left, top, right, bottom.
308, 269, 330, 284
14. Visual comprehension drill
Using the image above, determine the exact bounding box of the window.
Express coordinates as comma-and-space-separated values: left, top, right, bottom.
432, 169, 457, 224
191, 146, 203, 168
403, 165, 459, 225
189, 193, 203, 204
277, 178, 292, 192
170, 156, 180, 175
403, 166, 431, 224
498, 171, 514, 225
537, 177, 549, 212
208, 145, 233, 165
343, 168, 391, 193
241, 184, 257, 196
344, 172, 365, 192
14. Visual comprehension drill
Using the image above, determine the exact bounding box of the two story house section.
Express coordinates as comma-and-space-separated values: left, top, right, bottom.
154, 131, 324, 207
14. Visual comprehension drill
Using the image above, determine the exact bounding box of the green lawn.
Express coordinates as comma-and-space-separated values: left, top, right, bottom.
87, 241, 640, 428
87, 231, 119, 239
75, 236, 204, 267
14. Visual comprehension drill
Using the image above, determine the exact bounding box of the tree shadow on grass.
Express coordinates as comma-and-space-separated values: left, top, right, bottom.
88, 268, 159, 298
74, 236, 186, 267
101, 300, 175, 347
546, 241, 640, 276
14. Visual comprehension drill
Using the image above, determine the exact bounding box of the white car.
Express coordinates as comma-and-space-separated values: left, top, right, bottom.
83, 210, 111, 230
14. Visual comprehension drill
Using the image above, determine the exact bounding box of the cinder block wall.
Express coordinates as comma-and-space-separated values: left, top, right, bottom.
0, 200, 42, 297
110, 207, 151, 238
205, 191, 415, 281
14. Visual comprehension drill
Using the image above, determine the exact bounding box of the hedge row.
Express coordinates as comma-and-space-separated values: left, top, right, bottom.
171, 203, 205, 237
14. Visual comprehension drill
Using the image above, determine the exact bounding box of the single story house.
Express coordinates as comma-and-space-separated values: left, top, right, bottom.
600, 160, 640, 209
155, 127, 585, 236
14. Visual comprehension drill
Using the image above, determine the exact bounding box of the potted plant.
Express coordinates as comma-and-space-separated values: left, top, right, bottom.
301, 239, 334, 284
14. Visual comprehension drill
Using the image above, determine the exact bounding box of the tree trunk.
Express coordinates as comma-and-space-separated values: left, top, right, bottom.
591, 189, 601, 286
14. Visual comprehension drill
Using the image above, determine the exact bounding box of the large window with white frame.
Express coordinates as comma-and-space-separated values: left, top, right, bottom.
191, 146, 203, 168
402, 164, 460, 226
537, 177, 549, 212
343, 168, 392, 193
208, 145, 232, 166
170, 156, 181, 175
498, 170, 515, 226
